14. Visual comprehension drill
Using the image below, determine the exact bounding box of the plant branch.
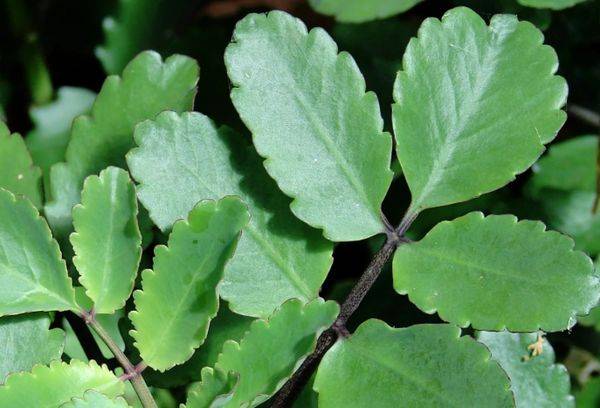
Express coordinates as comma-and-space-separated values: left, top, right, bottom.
568, 104, 600, 129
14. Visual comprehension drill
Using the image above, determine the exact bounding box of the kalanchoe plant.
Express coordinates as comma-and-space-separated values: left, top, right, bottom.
0, 1, 599, 408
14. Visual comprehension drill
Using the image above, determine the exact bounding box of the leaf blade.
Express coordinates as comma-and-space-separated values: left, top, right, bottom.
309, 0, 423, 23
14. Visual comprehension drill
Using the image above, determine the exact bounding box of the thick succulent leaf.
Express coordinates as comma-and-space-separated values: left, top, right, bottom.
225, 11, 393, 241
185, 367, 238, 408
0, 313, 64, 383
518, 0, 588, 10
62, 318, 88, 362
0, 188, 77, 316
127, 111, 333, 317
314, 320, 513, 407
45, 51, 198, 238
130, 197, 249, 371
0, 360, 124, 407
0, 122, 42, 208
393, 212, 599, 331
477, 331, 574, 407
215, 298, 339, 407
71, 167, 141, 313
393, 7, 567, 212
309, 0, 423, 22
61, 390, 130, 408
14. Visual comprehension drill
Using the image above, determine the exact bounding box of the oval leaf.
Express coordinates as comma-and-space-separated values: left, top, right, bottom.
309, 0, 423, 23
393, 212, 600, 331
62, 390, 130, 408
393, 7, 567, 212
314, 320, 513, 407
225, 11, 393, 241
518, 0, 588, 10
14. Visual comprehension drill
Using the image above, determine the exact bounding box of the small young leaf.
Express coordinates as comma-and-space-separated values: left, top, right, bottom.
71, 167, 141, 314
0, 360, 124, 407
393, 212, 599, 331
127, 111, 333, 317
0, 122, 42, 208
309, 0, 423, 23
62, 390, 130, 408
477, 331, 574, 407
0, 313, 64, 383
314, 320, 513, 407
0, 188, 77, 316
185, 367, 238, 408
225, 11, 393, 241
517, 0, 588, 10
214, 298, 339, 407
393, 7, 567, 212
130, 197, 249, 371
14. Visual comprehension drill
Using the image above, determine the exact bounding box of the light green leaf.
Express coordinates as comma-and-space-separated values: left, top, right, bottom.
61, 390, 130, 408
0, 360, 124, 408
0, 122, 42, 208
62, 318, 89, 362
45, 51, 198, 238
130, 197, 249, 371
517, 0, 588, 10
393, 7, 567, 212
477, 331, 574, 407
71, 167, 141, 314
576, 377, 600, 408
225, 11, 393, 242
127, 111, 333, 317
393, 212, 599, 331
0, 188, 77, 316
214, 298, 338, 407
0, 313, 64, 383
309, 0, 423, 22
185, 367, 238, 408
314, 320, 513, 407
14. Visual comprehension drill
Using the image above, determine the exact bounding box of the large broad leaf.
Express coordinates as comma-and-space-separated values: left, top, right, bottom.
393, 212, 599, 331
130, 197, 249, 371
62, 390, 130, 408
313, 320, 513, 407
45, 51, 198, 238
225, 11, 393, 242
214, 298, 339, 407
518, 0, 588, 10
0, 122, 42, 208
0, 360, 124, 407
477, 331, 574, 407
127, 111, 333, 317
392, 7, 567, 213
309, 0, 423, 23
0, 188, 77, 316
71, 167, 141, 314
0, 313, 64, 383
185, 367, 238, 408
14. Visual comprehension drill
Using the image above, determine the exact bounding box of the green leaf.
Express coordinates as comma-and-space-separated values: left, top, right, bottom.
517, 0, 588, 10
185, 367, 238, 408
44, 51, 198, 238
576, 377, 600, 408
0, 360, 125, 407
314, 320, 513, 407
309, 0, 423, 23
392, 7, 567, 212
0, 122, 42, 208
61, 390, 130, 408
26, 87, 96, 187
130, 197, 249, 371
225, 11, 393, 241
477, 331, 574, 407
127, 111, 333, 317
215, 298, 339, 407
71, 167, 141, 314
0, 188, 77, 316
393, 212, 599, 331
0, 313, 64, 383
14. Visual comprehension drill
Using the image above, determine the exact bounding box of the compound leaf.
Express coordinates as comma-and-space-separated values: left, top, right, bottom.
215, 298, 339, 407
130, 197, 249, 371
71, 167, 141, 314
0, 188, 77, 316
393, 7, 567, 213
517, 0, 588, 10
309, 0, 423, 23
225, 11, 393, 242
393, 212, 599, 331
0, 360, 124, 407
0, 313, 64, 384
477, 331, 574, 407
313, 320, 513, 407
0, 122, 42, 208
185, 367, 238, 408
45, 51, 198, 238
127, 111, 333, 318
61, 390, 130, 408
